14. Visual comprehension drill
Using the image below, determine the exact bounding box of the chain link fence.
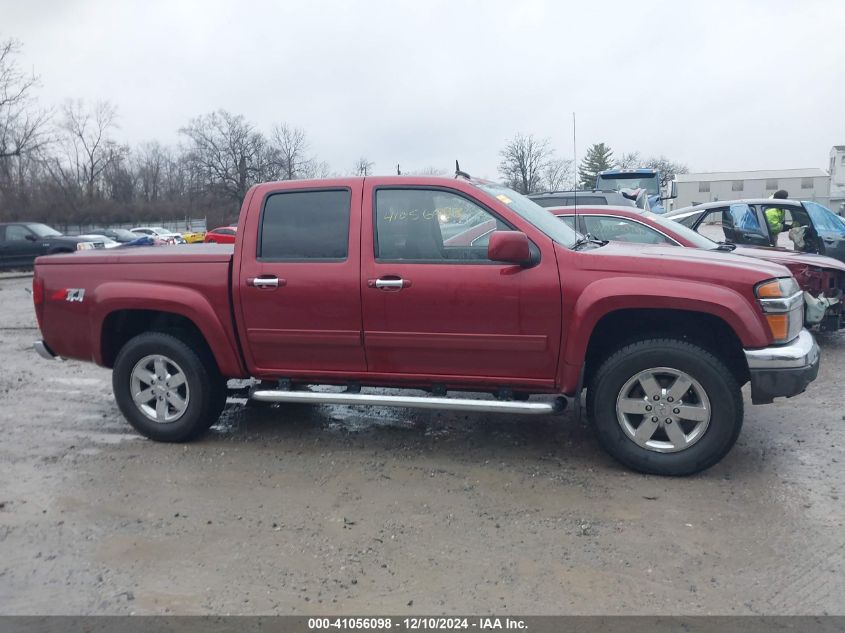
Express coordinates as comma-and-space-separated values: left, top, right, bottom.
56, 218, 207, 236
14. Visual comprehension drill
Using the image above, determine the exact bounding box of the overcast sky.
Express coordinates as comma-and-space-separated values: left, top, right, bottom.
4, 0, 844, 179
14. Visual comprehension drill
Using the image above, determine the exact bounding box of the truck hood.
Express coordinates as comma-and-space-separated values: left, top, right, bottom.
733, 246, 845, 272
34, 243, 234, 265
49, 235, 92, 244
574, 242, 790, 284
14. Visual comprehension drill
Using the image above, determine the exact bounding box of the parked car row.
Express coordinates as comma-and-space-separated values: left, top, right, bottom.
204, 226, 237, 243
0, 222, 231, 268
0, 222, 111, 268
557, 206, 844, 331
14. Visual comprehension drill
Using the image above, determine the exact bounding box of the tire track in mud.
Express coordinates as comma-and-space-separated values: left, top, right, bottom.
762, 540, 845, 613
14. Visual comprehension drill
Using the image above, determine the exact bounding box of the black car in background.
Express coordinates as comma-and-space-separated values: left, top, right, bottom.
667, 199, 845, 263
529, 190, 637, 208
93, 228, 138, 243
0, 222, 96, 269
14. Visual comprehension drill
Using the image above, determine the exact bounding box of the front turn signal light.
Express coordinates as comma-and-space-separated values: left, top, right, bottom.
755, 277, 803, 344
765, 314, 789, 341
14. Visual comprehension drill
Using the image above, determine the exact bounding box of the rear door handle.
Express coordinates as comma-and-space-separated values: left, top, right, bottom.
248, 276, 285, 289
368, 277, 411, 290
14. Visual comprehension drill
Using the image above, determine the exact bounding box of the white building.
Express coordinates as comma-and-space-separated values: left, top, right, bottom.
672, 168, 830, 211
828, 145, 845, 215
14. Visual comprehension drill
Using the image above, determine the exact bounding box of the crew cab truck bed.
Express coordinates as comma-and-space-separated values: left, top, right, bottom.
33, 176, 820, 476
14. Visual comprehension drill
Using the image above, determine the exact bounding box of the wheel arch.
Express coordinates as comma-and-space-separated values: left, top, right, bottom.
580, 308, 750, 391
93, 282, 246, 377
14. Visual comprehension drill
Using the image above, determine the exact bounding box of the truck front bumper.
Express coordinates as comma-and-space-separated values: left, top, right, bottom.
744, 329, 820, 405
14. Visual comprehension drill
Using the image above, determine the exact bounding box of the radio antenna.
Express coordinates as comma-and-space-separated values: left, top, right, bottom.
572, 112, 578, 230
455, 160, 471, 180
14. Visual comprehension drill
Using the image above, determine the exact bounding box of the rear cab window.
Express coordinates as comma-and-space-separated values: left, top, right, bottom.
259, 189, 351, 260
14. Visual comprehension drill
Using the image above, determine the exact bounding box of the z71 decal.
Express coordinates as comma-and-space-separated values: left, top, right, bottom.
65, 288, 85, 302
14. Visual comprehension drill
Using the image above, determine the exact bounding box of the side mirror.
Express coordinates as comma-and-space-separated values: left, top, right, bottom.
668, 180, 678, 199
24, 234, 37, 241
487, 231, 532, 266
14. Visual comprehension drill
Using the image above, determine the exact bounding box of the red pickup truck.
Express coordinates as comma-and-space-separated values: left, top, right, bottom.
32, 176, 820, 475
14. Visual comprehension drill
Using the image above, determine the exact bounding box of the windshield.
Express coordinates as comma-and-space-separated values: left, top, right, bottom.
596, 174, 660, 196
804, 201, 845, 234
27, 223, 62, 238
474, 182, 581, 248
111, 229, 137, 240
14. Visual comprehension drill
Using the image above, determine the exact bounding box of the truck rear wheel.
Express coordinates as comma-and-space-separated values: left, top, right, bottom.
587, 338, 743, 476
112, 332, 226, 442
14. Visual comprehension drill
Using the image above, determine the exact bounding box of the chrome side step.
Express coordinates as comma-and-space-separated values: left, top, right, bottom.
250, 389, 564, 415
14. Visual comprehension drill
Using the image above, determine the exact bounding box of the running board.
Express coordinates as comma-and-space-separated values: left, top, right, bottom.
250, 389, 564, 415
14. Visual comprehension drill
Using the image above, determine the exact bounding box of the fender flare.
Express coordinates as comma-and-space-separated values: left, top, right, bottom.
562, 277, 771, 369
91, 281, 246, 377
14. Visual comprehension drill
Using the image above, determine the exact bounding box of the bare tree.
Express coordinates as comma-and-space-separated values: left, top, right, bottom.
102, 144, 135, 203
408, 166, 447, 176
134, 141, 167, 202
352, 157, 374, 176
616, 151, 642, 169
613, 151, 688, 187
541, 157, 574, 191
498, 134, 555, 194
54, 99, 120, 203
0, 38, 49, 163
643, 155, 688, 188
180, 110, 272, 203
304, 159, 332, 179
269, 123, 314, 180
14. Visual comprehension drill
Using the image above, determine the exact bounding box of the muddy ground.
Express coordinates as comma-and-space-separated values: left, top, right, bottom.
0, 275, 842, 615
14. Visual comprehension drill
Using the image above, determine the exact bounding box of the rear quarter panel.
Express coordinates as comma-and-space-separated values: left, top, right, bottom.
35, 252, 246, 377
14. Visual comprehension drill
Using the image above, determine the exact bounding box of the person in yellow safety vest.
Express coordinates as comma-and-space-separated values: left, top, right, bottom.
764, 189, 789, 245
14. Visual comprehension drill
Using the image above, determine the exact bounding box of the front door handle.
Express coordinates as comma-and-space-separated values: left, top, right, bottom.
368, 277, 411, 291
248, 276, 285, 289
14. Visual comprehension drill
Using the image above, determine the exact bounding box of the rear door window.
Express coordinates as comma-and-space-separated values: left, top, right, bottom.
259, 189, 351, 260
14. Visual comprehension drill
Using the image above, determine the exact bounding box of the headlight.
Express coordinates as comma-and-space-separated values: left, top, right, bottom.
755, 277, 803, 343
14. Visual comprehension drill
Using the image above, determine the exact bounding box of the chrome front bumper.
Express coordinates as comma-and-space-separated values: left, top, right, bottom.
744, 329, 820, 404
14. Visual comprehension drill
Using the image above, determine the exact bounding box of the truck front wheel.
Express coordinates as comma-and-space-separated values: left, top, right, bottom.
112, 332, 226, 442
587, 338, 743, 476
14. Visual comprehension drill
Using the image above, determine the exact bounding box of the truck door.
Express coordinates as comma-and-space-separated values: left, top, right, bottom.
235, 183, 367, 375
804, 201, 845, 261
360, 183, 562, 383
726, 203, 771, 247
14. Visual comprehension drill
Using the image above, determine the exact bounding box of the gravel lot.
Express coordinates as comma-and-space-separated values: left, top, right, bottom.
0, 274, 842, 615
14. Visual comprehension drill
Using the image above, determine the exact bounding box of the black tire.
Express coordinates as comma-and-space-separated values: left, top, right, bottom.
587, 338, 743, 476
112, 332, 226, 442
